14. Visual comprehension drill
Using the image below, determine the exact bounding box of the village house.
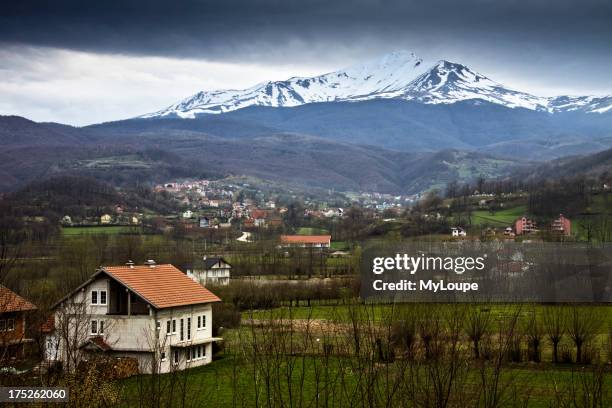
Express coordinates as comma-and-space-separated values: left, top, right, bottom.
182, 210, 194, 219
183, 256, 232, 286
44, 262, 221, 374
514, 216, 537, 235
199, 217, 211, 228
551, 214, 571, 236
280, 235, 331, 248
100, 214, 112, 225
0, 286, 37, 361
249, 209, 268, 227
451, 227, 467, 237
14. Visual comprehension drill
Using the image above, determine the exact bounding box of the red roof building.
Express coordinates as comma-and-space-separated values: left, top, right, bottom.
1, 286, 37, 361
280, 235, 331, 248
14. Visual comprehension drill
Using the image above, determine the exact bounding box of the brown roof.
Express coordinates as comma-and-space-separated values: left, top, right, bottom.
101, 264, 221, 309
81, 336, 112, 352
250, 209, 268, 219
0, 286, 37, 313
280, 235, 331, 244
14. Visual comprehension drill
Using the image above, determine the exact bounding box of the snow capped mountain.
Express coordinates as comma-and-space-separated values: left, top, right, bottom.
141, 50, 429, 118
398, 60, 550, 110
140, 51, 612, 118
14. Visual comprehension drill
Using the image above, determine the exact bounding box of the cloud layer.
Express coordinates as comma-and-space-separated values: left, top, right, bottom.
1, 0, 611, 124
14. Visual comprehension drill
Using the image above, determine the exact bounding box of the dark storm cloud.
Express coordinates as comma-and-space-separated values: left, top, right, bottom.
1, 0, 611, 63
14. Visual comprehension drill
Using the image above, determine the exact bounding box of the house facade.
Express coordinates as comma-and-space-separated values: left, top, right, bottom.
451, 227, 467, 237
0, 286, 37, 362
551, 214, 571, 236
184, 257, 231, 286
514, 216, 537, 235
45, 263, 221, 374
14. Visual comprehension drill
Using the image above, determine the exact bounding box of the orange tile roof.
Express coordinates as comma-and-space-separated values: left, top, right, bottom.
0, 286, 37, 313
101, 264, 221, 309
280, 235, 331, 244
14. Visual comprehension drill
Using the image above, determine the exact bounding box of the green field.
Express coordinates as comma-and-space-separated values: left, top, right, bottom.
61, 226, 140, 235
330, 240, 349, 250
296, 227, 329, 235
472, 205, 526, 227
248, 303, 612, 329
119, 350, 611, 407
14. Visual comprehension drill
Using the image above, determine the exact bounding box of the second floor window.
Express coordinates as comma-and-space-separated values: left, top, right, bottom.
91, 290, 107, 305
0, 319, 15, 332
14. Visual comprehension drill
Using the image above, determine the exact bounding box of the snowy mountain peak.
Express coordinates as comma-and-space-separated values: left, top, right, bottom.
140, 51, 612, 118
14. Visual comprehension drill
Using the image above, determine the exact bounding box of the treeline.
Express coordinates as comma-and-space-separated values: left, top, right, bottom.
210, 279, 359, 310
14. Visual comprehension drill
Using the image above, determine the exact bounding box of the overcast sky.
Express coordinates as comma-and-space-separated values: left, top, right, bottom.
1, 0, 611, 126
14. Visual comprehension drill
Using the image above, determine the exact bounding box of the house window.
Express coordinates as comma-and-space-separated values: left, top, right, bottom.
166, 320, 171, 335
172, 319, 176, 334
202, 345, 206, 357
0, 319, 12, 332
160, 351, 166, 361
186, 349, 191, 362
197, 316, 201, 329
91, 319, 104, 335
180, 319, 184, 341
197, 346, 201, 358
156, 320, 161, 331
91, 290, 107, 305
202, 315, 206, 328
173, 350, 179, 364
187, 318, 191, 340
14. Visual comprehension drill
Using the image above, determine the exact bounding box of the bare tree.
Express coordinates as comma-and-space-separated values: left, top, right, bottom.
543, 306, 566, 364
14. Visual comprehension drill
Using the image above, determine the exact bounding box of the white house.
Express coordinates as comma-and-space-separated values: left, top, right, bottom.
451, 227, 467, 237
44, 262, 221, 374
182, 210, 194, 219
184, 257, 231, 286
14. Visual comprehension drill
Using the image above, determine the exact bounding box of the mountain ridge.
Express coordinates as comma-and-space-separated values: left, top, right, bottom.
140, 51, 612, 119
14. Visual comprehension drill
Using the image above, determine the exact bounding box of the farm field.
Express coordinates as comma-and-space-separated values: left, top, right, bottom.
247, 303, 612, 330
472, 205, 527, 227
119, 349, 612, 408
296, 227, 330, 235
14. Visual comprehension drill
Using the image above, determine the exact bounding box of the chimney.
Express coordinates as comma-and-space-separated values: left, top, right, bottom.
145, 259, 156, 268
126, 260, 135, 269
